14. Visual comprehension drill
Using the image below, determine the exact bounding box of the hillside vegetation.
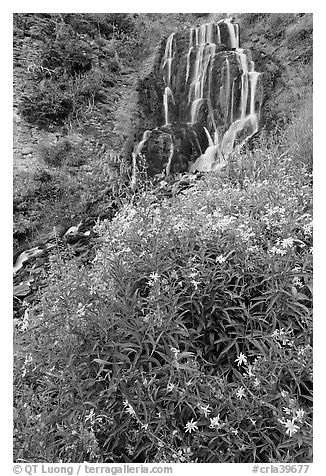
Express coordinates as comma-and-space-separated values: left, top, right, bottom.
13, 13, 312, 463
13, 13, 201, 251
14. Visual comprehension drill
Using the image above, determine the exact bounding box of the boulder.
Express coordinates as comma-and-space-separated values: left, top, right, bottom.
13, 283, 31, 297
21, 147, 34, 155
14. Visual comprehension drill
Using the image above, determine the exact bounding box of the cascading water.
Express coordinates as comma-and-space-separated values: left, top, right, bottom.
132, 18, 263, 179
221, 49, 261, 157
162, 33, 176, 126
131, 129, 152, 188
165, 142, 174, 177
225, 17, 239, 49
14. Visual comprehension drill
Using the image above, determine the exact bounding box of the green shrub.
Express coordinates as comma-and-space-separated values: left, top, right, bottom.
13, 13, 57, 41
239, 13, 266, 27
264, 14, 296, 39
38, 139, 72, 167
14, 133, 312, 463
282, 94, 312, 171
20, 81, 73, 128
285, 14, 313, 48
20, 67, 107, 129
42, 37, 94, 77
38, 136, 89, 168
62, 13, 135, 40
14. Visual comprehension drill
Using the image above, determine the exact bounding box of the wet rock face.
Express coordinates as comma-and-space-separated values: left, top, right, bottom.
141, 124, 210, 176
134, 19, 266, 178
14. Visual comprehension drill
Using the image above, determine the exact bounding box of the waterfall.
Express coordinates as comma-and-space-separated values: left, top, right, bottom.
250, 72, 260, 114
186, 21, 261, 163
204, 127, 214, 147
133, 18, 263, 179
165, 142, 174, 177
162, 33, 176, 126
188, 35, 216, 124
225, 18, 239, 48
163, 33, 175, 87
230, 78, 235, 123
236, 49, 249, 119
216, 24, 221, 43
185, 46, 193, 83
131, 130, 152, 188
220, 48, 261, 157
163, 87, 174, 125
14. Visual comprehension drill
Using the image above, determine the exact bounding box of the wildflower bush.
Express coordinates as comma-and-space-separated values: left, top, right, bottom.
14, 115, 312, 463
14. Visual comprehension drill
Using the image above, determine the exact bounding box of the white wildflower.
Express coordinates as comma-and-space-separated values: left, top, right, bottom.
295, 409, 305, 422
235, 353, 248, 366
209, 415, 221, 429
246, 365, 255, 377
284, 419, 300, 437
199, 404, 212, 417
125, 406, 136, 416
123, 400, 136, 417
215, 255, 226, 264
148, 272, 160, 285
188, 269, 199, 279
303, 222, 313, 236
269, 246, 286, 256
292, 276, 303, 288
184, 419, 198, 433
170, 347, 180, 359
266, 206, 285, 216
76, 303, 86, 317
282, 237, 294, 248
236, 386, 246, 399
